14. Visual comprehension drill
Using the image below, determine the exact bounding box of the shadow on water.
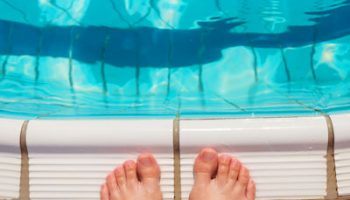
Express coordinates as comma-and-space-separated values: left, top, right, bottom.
0, 0, 350, 68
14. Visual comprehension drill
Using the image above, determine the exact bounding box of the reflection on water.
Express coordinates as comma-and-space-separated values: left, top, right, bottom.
0, 0, 349, 118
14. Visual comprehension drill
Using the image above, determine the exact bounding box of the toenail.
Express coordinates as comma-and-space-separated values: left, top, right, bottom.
139, 157, 153, 166
101, 183, 107, 191
108, 172, 114, 179
125, 160, 135, 169
249, 179, 255, 186
231, 158, 240, 169
202, 150, 216, 161
220, 155, 231, 164
115, 167, 124, 175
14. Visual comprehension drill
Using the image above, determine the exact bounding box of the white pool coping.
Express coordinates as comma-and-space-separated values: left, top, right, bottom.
0, 114, 348, 200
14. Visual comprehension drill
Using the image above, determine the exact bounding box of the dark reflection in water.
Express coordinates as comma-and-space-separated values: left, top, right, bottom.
0, 0, 349, 68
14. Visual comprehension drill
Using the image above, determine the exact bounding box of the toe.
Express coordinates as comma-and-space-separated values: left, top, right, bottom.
234, 165, 250, 193
246, 179, 256, 200
106, 173, 119, 198
100, 184, 110, 200
193, 148, 218, 184
227, 157, 241, 186
114, 166, 126, 189
137, 153, 161, 188
216, 154, 231, 186
123, 160, 138, 186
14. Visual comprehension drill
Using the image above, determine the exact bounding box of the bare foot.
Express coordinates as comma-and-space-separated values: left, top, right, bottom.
189, 148, 256, 200
100, 153, 163, 200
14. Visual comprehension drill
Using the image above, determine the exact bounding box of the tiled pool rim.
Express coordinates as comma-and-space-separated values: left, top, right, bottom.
0, 114, 350, 200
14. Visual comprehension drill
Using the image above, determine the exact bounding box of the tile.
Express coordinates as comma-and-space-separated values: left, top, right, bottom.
4, 56, 36, 81
202, 46, 256, 100
103, 64, 137, 97
0, 119, 23, 199
331, 114, 350, 196
180, 116, 328, 199
36, 57, 70, 88
26, 120, 174, 200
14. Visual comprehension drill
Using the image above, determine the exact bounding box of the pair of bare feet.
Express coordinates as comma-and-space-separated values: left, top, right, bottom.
100, 148, 256, 200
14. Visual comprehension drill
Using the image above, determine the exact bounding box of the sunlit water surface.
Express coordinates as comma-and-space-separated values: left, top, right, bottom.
0, 0, 350, 118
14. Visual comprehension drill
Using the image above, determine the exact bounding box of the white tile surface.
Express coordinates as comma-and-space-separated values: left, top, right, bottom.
26, 120, 174, 200
331, 114, 350, 196
180, 117, 328, 200
0, 119, 23, 199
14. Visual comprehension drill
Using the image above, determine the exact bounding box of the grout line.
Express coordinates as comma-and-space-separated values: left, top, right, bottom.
310, 27, 318, 82
100, 33, 110, 108
251, 47, 258, 82
324, 115, 338, 199
280, 48, 291, 83
19, 120, 30, 200
334, 196, 350, 200
34, 29, 43, 84
173, 117, 182, 200
219, 96, 247, 112
0, 0, 29, 23
308, 195, 350, 200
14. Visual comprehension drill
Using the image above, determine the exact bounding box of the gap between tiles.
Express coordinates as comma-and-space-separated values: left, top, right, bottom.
324, 115, 338, 199
331, 114, 350, 196
19, 121, 29, 200
173, 117, 182, 200
12, 116, 347, 200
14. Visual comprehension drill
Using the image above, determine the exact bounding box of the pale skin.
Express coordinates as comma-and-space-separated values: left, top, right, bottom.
100, 148, 256, 200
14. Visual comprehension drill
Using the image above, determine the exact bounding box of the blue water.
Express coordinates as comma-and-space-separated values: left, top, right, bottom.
0, 0, 349, 119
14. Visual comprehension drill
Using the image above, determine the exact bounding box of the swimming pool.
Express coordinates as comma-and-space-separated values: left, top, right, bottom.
0, 0, 349, 118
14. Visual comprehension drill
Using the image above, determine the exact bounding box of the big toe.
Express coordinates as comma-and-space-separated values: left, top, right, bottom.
137, 153, 161, 188
193, 148, 218, 184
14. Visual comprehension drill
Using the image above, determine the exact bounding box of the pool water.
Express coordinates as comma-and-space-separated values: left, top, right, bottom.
0, 0, 349, 118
